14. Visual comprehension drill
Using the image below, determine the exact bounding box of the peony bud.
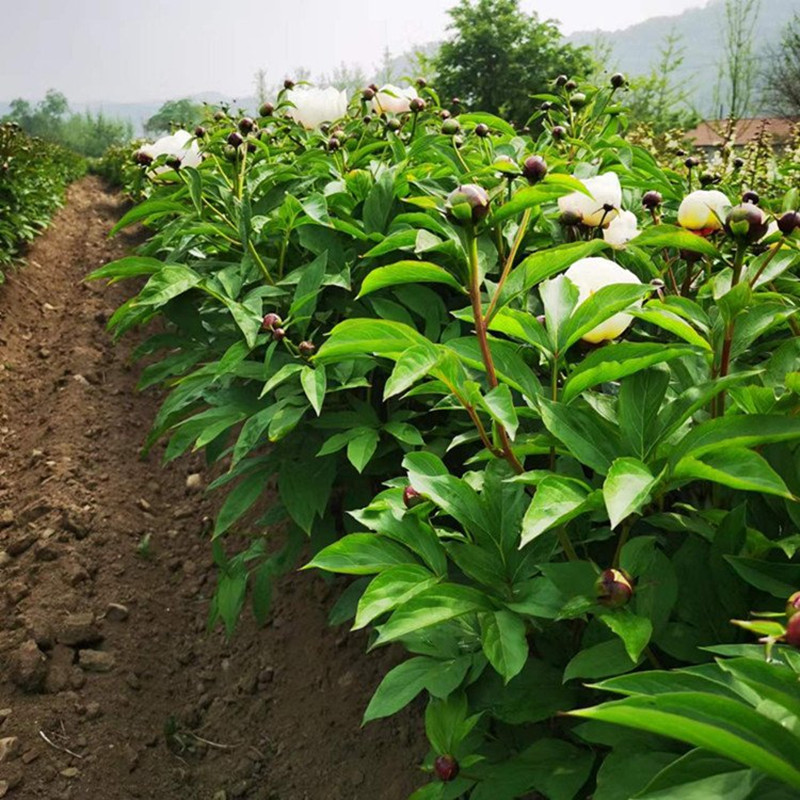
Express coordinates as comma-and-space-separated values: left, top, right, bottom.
522, 155, 547, 184
409, 97, 426, 113
595, 568, 634, 608
563, 259, 642, 342
733, 157, 744, 169
403, 486, 425, 509
551, 125, 567, 140
475, 123, 490, 137
742, 190, 760, 205
259, 102, 274, 117
610, 72, 626, 88
540, 101, 553, 111
725, 204, 768, 244
194, 125, 206, 138
555, 75, 568, 87
238, 117, 255, 134
272, 327, 286, 342
298, 341, 316, 357
440, 109, 452, 120
786, 591, 800, 619
786, 613, 800, 649
165, 154, 182, 170
386, 118, 402, 132
699, 173, 716, 187
677, 190, 730, 233
214, 110, 227, 122
445, 184, 490, 225
362, 87, 375, 101
434, 755, 459, 782
135, 150, 153, 166
451, 96, 461, 105
778, 211, 800, 236
327, 137, 340, 151
685, 157, 700, 169
227, 131, 243, 148
261, 312, 282, 331
642, 190, 662, 210
284, 79, 295, 90
416, 77, 427, 88
565, 79, 578, 91
442, 118, 461, 136
569, 93, 587, 108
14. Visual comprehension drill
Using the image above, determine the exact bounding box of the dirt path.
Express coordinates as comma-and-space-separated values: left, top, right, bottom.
0, 177, 423, 800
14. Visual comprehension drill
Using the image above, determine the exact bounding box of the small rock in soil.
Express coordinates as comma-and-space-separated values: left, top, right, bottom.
11, 640, 47, 692
105, 603, 129, 622
0, 551, 11, 568
0, 737, 21, 763
185, 473, 203, 492
136, 498, 151, 512
57, 613, 102, 647
21, 749, 39, 765
0, 509, 14, 528
78, 649, 115, 673
85, 701, 102, 720
60, 767, 79, 779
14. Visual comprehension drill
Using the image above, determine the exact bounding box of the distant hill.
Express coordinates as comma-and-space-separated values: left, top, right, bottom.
567, 0, 798, 116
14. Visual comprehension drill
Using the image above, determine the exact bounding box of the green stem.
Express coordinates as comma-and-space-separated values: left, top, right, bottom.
714, 242, 747, 416
485, 207, 532, 324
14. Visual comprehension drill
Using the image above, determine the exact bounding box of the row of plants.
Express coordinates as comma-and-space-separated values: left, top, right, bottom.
93, 78, 800, 799
0, 121, 86, 273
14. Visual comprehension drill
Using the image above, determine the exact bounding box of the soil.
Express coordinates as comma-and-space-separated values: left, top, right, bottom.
0, 177, 425, 800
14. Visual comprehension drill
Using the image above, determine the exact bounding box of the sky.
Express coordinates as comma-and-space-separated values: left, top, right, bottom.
2, 0, 710, 104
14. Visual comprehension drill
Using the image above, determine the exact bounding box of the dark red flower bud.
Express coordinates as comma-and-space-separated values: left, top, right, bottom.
442, 118, 461, 136
440, 109, 452, 120
595, 569, 633, 608
238, 116, 255, 133
551, 125, 567, 140
445, 184, 490, 225
540, 101, 553, 112
610, 72, 626, 88
363, 115, 372, 124
733, 157, 745, 168
369, 83, 379, 92
362, 87, 375, 101
409, 97, 426, 113
298, 341, 316, 357
642, 190, 662, 210
451, 97, 461, 105
227, 131, 243, 148
134, 150, 153, 166
434, 755, 459, 782
214, 110, 227, 122
416, 77, 427, 88
386, 118, 402, 132
725, 203, 768, 243
403, 486, 424, 509
261, 313, 282, 331
475, 122, 490, 137
569, 92, 587, 108
284, 79, 295, 90
327, 137, 340, 151
786, 613, 800, 649
555, 75, 568, 87
778, 211, 800, 236
194, 125, 206, 138
272, 327, 286, 342
259, 102, 274, 117
165, 155, 182, 170
565, 79, 578, 91
699, 173, 716, 187
787, 591, 800, 619
522, 155, 547, 184
685, 157, 700, 169
742, 190, 759, 205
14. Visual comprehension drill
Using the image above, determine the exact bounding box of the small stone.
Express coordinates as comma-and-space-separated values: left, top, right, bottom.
21, 749, 39, 765
57, 613, 102, 647
0, 780, 7, 798
0, 551, 10, 568
185, 473, 203, 492
78, 650, 115, 673
136, 498, 151, 512
0, 509, 13, 528
125, 672, 142, 691
105, 603, 129, 622
60, 767, 79, 778
11, 640, 47, 692
0, 737, 20, 763
85, 701, 102, 720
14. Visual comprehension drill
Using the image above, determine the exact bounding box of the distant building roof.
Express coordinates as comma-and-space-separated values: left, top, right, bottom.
687, 118, 799, 147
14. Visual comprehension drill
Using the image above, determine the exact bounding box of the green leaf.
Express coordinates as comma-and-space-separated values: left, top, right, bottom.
571, 693, 800, 790
213, 469, 270, 538
457, 112, 517, 136
88, 255, 164, 283
520, 476, 596, 547
134, 264, 202, 308
540, 275, 579, 352
278, 454, 336, 534
481, 384, 519, 439
315, 318, 428, 363
672, 449, 793, 499
490, 181, 584, 224
562, 343, 693, 404
725, 557, 800, 598
357, 261, 464, 298
384, 343, 441, 399
346, 428, 380, 473
631, 307, 711, 351
603, 458, 658, 529
618, 367, 671, 459
374, 584, 491, 644
634, 224, 721, 256
306, 533, 416, 575
354, 565, 441, 630
599, 609, 654, 662
480, 610, 529, 683
564, 638, 641, 681
300, 365, 326, 416
363, 656, 471, 723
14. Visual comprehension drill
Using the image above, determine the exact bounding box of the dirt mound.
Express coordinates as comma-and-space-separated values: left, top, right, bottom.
0, 177, 423, 800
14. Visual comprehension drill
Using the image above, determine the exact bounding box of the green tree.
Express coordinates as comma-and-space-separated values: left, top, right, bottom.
626, 30, 700, 132
434, 0, 591, 125
763, 14, 800, 116
144, 98, 203, 135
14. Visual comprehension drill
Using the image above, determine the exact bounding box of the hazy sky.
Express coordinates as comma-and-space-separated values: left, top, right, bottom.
3, 0, 710, 103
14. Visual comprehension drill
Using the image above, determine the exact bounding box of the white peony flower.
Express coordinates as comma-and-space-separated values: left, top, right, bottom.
563, 258, 642, 343
558, 172, 622, 228
139, 129, 201, 171
373, 84, 418, 115
287, 86, 348, 129
677, 190, 730, 232
603, 210, 639, 248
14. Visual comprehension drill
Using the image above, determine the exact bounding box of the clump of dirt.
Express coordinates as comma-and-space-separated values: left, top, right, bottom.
0, 177, 425, 800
